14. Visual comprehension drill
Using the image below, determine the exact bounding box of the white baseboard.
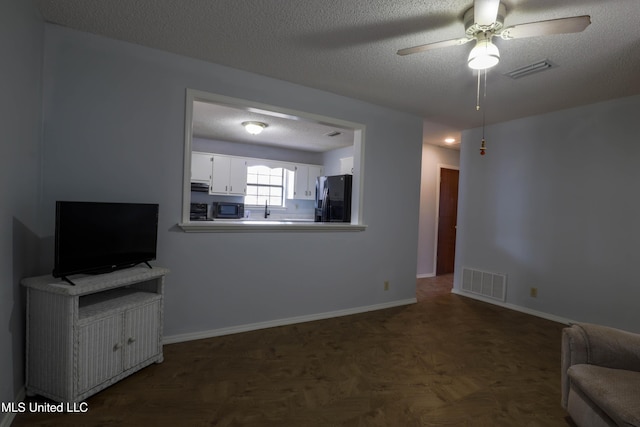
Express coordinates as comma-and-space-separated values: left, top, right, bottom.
164, 298, 417, 344
1, 387, 25, 427
451, 288, 574, 325
416, 273, 436, 279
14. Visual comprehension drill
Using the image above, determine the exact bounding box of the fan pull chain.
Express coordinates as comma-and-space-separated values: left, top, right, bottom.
476, 71, 481, 111
479, 69, 488, 155
484, 67, 488, 99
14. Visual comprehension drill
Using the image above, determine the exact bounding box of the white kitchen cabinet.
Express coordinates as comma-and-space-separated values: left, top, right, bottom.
340, 157, 354, 175
191, 151, 212, 183
22, 267, 168, 402
228, 157, 248, 195
291, 164, 323, 200
210, 155, 247, 195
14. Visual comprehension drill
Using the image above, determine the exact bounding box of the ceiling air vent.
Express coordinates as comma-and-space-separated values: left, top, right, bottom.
325, 131, 342, 137
505, 59, 555, 79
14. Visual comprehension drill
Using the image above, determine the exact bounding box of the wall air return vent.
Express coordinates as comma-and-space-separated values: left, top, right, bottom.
462, 267, 507, 302
505, 59, 555, 79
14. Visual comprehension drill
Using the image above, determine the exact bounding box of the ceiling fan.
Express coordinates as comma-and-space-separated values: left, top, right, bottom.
397, 0, 591, 70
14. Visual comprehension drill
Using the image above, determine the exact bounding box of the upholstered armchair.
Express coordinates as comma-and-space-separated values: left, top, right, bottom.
561, 322, 640, 426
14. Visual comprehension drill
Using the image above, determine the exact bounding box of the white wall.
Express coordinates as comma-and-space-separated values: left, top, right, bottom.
416, 143, 460, 277
0, 0, 43, 413
455, 94, 640, 332
41, 25, 424, 339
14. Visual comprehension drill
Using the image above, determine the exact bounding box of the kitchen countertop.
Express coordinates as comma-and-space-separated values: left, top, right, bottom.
216, 218, 315, 223
178, 219, 366, 233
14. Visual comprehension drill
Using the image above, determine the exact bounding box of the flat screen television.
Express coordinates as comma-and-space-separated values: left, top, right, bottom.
53, 201, 159, 283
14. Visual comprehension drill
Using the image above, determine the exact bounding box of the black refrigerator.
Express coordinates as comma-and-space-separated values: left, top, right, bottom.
315, 174, 352, 222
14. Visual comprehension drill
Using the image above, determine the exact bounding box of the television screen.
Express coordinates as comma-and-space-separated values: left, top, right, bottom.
53, 201, 159, 279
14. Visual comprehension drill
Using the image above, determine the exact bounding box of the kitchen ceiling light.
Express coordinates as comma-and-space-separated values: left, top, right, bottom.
505, 59, 555, 79
467, 34, 500, 70
444, 138, 456, 144
242, 121, 267, 135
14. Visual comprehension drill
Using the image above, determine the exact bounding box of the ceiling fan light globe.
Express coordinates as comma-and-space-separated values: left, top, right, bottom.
467, 39, 500, 70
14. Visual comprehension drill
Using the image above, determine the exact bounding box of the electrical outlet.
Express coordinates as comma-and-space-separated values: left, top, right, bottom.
384, 281, 390, 291
530, 287, 538, 298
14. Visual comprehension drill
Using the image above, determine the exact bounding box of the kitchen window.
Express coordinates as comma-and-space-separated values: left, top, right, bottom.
245, 165, 285, 207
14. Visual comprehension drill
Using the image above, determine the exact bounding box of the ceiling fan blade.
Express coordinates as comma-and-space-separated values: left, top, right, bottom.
499, 15, 591, 40
474, 0, 501, 26
397, 37, 472, 56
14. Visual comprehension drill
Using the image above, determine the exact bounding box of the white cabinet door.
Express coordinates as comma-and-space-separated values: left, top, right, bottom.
339, 157, 354, 175
293, 165, 310, 199
210, 155, 231, 194
211, 155, 247, 195
77, 300, 162, 393
123, 300, 161, 370
292, 164, 323, 200
191, 152, 212, 183
77, 315, 124, 393
307, 165, 323, 198
228, 157, 247, 195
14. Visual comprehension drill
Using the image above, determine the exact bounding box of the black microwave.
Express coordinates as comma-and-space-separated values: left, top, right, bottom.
212, 202, 244, 219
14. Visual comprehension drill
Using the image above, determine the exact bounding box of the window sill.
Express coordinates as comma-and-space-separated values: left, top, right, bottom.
178, 221, 367, 233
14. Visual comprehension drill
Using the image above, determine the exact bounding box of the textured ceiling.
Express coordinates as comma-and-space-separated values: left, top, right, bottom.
192, 101, 354, 152
37, 0, 640, 150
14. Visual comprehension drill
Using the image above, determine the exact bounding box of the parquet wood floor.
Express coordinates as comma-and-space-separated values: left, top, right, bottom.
14, 275, 571, 426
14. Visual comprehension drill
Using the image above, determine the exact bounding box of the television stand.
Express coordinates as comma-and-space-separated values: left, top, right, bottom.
58, 261, 154, 286
22, 266, 169, 402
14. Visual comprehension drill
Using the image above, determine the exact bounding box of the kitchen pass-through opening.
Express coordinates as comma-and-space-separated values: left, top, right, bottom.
180, 89, 366, 232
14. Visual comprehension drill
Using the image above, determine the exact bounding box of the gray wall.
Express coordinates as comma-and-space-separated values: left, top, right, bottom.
416, 143, 460, 277
41, 25, 423, 338
455, 94, 640, 332
0, 0, 43, 411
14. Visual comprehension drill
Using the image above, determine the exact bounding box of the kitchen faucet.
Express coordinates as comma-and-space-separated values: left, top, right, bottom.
264, 200, 270, 219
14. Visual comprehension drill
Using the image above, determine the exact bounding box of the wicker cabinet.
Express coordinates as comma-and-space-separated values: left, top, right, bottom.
22, 266, 168, 402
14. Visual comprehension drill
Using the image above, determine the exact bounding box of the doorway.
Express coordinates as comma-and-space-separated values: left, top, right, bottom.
436, 167, 459, 275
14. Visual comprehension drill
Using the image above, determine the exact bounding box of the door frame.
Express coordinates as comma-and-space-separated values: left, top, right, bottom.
433, 164, 460, 275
